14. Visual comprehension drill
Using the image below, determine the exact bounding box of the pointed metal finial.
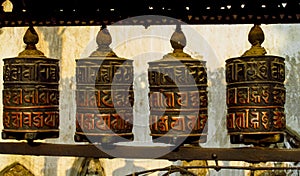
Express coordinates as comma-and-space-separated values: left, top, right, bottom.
90, 25, 116, 57
162, 24, 191, 59
18, 26, 45, 57
170, 24, 187, 53
248, 24, 265, 46
242, 24, 267, 56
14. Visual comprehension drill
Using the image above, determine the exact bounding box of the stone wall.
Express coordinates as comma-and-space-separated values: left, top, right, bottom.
0, 23, 299, 176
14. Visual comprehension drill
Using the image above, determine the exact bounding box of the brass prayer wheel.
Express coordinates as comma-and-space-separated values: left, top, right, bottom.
148, 25, 208, 145
2, 26, 60, 141
226, 25, 286, 145
74, 26, 134, 143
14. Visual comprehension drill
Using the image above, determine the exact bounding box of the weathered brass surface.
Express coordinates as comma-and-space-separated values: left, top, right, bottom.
0, 162, 35, 176
225, 25, 286, 145
148, 25, 208, 145
242, 25, 267, 57
2, 26, 60, 141
74, 26, 134, 143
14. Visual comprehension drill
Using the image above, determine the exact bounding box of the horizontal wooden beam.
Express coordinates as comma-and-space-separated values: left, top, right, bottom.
0, 142, 299, 163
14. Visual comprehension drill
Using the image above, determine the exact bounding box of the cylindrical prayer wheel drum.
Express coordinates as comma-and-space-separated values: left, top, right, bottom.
74, 26, 134, 143
2, 26, 60, 141
225, 25, 286, 145
148, 25, 208, 145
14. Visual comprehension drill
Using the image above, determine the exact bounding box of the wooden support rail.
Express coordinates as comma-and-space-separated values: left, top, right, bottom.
0, 142, 299, 163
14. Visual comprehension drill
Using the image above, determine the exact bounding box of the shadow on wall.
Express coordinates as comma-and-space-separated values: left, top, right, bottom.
285, 53, 300, 134
133, 72, 151, 142
37, 27, 66, 59
203, 67, 229, 148
66, 158, 149, 176
113, 159, 145, 176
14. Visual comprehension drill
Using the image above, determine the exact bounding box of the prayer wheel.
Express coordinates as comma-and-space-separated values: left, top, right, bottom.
74, 26, 134, 143
148, 25, 208, 145
226, 25, 286, 145
2, 26, 60, 141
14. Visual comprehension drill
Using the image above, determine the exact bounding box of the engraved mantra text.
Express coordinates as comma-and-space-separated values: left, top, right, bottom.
76, 112, 132, 131
226, 60, 284, 82
150, 114, 207, 132
150, 91, 207, 108
3, 111, 58, 128
227, 109, 285, 130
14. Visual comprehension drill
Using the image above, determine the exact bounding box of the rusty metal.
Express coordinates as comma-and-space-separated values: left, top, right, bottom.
148, 25, 208, 145
225, 25, 286, 145
2, 26, 60, 141
74, 25, 134, 143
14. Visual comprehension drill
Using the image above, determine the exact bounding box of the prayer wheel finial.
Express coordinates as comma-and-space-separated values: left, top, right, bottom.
242, 24, 267, 56
90, 25, 116, 57
170, 24, 186, 52
166, 24, 190, 58
18, 26, 45, 57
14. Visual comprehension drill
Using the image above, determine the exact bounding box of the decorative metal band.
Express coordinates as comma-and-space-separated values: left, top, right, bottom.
76, 108, 133, 111
75, 132, 133, 136
3, 129, 59, 133
227, 81, 284, 85
228, 131, 285, 135
228, 106, 283, 109
4, 82, 59, 85
149, 85, 208, 88
3, 106, 59, 109
151, 133, 207, 137
150, 109, 208, 112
